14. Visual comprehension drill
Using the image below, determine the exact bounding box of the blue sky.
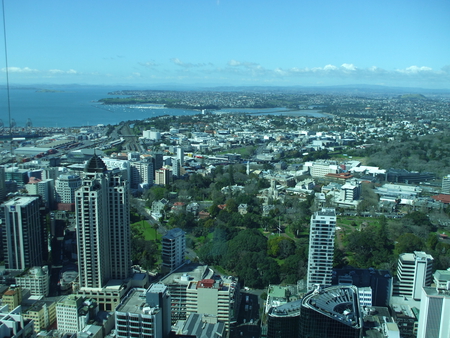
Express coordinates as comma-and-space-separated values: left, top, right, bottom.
1, 0, 449, 88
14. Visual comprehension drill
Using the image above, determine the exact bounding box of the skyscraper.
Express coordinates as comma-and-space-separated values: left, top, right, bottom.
307, 208, 336, 290
2, 196, 44, 270
75, 155, 131, 289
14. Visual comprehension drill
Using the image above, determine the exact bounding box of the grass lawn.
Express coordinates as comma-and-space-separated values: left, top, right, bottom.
131, 221, 162, 241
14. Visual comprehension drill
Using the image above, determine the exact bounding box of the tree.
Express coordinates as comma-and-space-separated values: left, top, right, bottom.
394, 233, 424, 256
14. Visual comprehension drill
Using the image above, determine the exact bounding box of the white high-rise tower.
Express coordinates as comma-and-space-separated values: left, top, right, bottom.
307, 208, 336, 290
75, 155, 131, 289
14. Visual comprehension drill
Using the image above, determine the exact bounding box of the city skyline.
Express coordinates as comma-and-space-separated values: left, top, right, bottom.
0, 0, 449, 89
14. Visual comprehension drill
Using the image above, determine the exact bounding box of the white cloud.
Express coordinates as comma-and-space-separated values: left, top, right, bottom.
228, 60, 241, 67
49, 69, 77, 74
170, 58, 211, 68
323, 64, 338, 71
341, 63, 356, 71
2, 66, 38, 73
397, 65, 433, 74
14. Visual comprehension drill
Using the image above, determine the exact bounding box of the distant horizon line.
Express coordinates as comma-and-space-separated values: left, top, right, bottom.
0, 83, 449, 93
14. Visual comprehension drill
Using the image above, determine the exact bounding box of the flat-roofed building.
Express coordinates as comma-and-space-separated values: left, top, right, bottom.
1, 287, 22, 311
15, 266, 50, 297
393, 251, 433, 300
160, 263, 212, 324
185, 276, 239, 332
417, 269, 450, 338
115, 284, 171, 338
0, 304, 35, 337
23, 300, 57, 333
162, 228, 186, 274
2, 196, 44, 270
56, 295, 98, 333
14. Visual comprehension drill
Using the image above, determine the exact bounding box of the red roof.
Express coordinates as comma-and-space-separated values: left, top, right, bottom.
431, 194, 450, 204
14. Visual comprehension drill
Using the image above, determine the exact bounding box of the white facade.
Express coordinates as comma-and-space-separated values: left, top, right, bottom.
142, 130, 161, 140
55, 174, 81, 203
394, 251, 433, 300
185, 277, 239, 331
442, 174, 450, 194
115, 284, 171, 338
56, 295, 97, 333
340, 180, 361, 202
76, 155, 131, 290
130, 161, 153, 189
15, 266, 50, 297
417, 269, 450, 338
358, 287, 372, 307
309, 161, 339, 178
307, 208, 336, 291
2, 196, 43, 270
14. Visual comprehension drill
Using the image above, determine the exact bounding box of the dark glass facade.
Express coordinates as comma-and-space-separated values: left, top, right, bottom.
267, 311, 300, 338
298, 306, 361, 338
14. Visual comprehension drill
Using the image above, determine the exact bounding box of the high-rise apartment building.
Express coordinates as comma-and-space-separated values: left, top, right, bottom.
2, 196, 44, 270
162, 228, 186, 274
130, 160, 153, 189
75, 155, 131, 289
155, 167, 172, 186
393, 251, 433, 300
307, 208, 336, 291
417, 269, 450, 338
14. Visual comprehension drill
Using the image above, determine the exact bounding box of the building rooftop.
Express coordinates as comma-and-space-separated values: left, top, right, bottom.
160, 263, 212, 285
316, 208, 336, 217
163, 227, 186, 240
269, 299, 302, 318
302, 285, 361, 329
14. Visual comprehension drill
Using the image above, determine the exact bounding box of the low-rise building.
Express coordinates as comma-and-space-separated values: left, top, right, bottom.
15, 266, 50, 297
56, 295, 98, 334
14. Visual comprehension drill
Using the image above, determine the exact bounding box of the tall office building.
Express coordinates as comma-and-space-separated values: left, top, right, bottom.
2, 196, 44, 270
417, 269, 450, 338
393, 251, 433, 300
307, 208, 336, 290
162, 228, 186, 274
75, 155, 131, 289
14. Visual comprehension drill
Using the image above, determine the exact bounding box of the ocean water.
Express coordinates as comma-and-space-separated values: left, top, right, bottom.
0, 86, 325, 128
